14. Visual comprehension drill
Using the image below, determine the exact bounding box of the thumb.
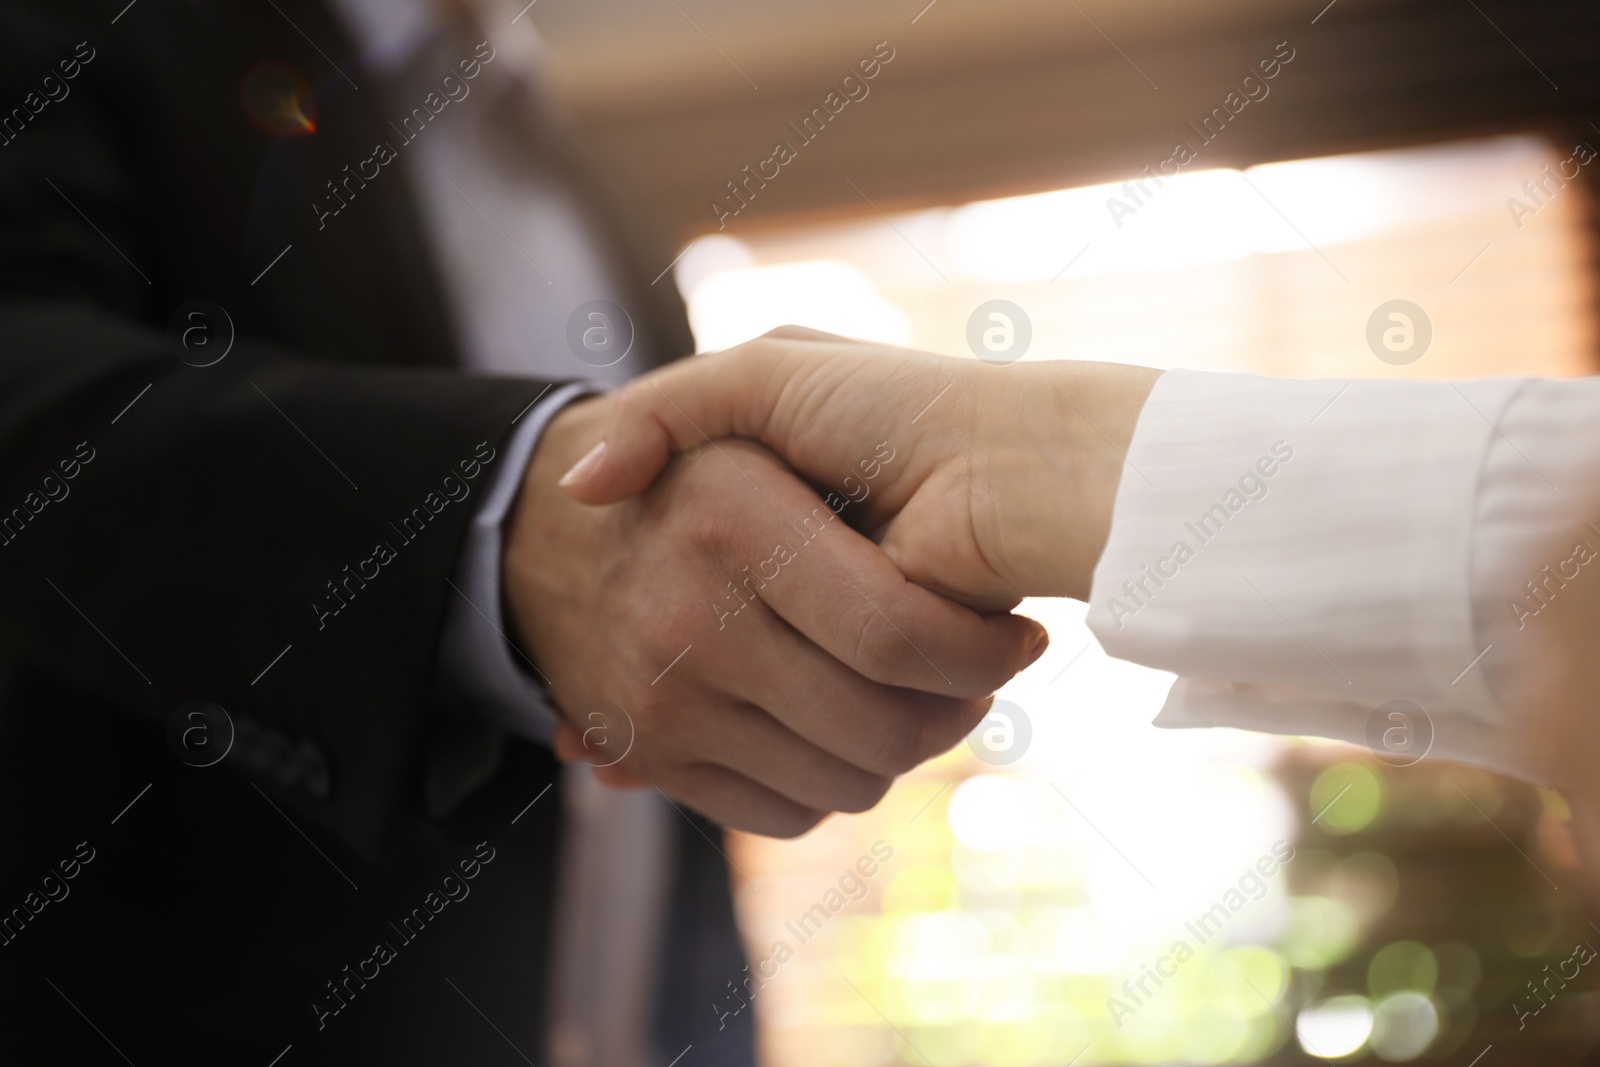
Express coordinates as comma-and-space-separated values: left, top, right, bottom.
557, 346, 772, 505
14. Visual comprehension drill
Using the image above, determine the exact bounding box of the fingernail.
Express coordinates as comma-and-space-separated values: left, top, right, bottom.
558, 441, 606, 487
1025, 628, 1050, 667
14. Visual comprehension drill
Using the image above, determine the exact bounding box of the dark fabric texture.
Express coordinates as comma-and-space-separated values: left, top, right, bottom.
0, 1, 745, 1062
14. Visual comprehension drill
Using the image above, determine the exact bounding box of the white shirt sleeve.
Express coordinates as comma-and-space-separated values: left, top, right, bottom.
1085, 369, 1600, 784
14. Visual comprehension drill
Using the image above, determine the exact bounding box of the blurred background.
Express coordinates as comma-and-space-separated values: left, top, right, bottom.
530, 1, 1600, 1063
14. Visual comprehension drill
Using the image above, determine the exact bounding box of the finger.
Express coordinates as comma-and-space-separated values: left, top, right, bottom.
594, 764, 650, 789
724, 616, 999, 777
552, 719, 583, 762
560, 326, 861, 504
653, 762, 828, 839
558, 345, 773, 504
556, 321, 873, 505
662, 700, 895, 814
554, 652, 896, 807
553, 720, 650, 787
732, 477, 1048, 698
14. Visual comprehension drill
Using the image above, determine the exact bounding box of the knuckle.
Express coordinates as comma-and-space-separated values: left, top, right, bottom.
693, 510, 741, 560
846, 605, 914, 685
613, 376, 655, 418
631, 688, 673, 737
671, 482, 739, 551
836, 774, 894, 814
663, 588, 716, 643
970, 645, 1017, 689
857, 697, 984, 777
915, 698, 990, 761
922, 715, 979, 762
766, 808, 828, 839
759, 323, 834, 345
862, 717, 927, 776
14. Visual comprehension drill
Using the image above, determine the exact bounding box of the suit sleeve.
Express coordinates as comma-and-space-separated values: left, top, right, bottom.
0, 11, 562, 861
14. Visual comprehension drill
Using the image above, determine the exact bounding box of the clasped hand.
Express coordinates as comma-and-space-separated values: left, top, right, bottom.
563, 326, 1162, 607
504, 388, 1049, 837
528, 324, 1600, 911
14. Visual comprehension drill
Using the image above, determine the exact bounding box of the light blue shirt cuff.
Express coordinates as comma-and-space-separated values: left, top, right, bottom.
436, 382, 607, 744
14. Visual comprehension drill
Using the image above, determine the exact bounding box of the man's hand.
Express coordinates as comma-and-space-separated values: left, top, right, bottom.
504, 395, 1048, 837
557, 327, 1161, 608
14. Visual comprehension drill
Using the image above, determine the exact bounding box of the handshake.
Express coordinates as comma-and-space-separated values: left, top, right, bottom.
504, 327, 1161, 836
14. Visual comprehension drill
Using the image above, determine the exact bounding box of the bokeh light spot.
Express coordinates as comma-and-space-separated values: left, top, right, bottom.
1297, 994, 1373, 1058
1311, 763, 1384, 835
1281, 896, 1363, 969
1368, 940, 1438, 997
1369, 991, 1439, 1060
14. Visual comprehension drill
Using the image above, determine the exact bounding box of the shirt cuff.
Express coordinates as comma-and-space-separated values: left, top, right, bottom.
1084, 369, 1535, 779
435, 382, 606, 744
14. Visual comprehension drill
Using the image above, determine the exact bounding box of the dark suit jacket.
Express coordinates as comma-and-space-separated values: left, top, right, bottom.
0, 2, 751, 1063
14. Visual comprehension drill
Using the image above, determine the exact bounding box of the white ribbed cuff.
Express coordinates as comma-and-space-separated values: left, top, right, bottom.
1086, 370, 1528, 775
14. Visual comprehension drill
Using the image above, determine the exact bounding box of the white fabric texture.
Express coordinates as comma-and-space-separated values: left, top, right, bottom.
1087, 369, 1600, 785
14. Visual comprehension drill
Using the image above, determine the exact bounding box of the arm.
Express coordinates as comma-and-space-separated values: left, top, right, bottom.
0, 316, 559, 860
0, 12, 1049, 853
504, 394, 1047, 837
1090, 372, 1600, 787
1084, 371, 1525, 776
435, 384, 602, 747
0, 12, 560, 859
559, 328, 1600, 786
556, 326, 1160, 608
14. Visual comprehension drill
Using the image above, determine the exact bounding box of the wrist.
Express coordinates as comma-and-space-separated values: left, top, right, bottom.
502, 395, 614, 696
975, 361, 1160, 601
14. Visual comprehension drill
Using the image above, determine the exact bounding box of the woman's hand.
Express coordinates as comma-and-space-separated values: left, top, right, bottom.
558, 327, 1162, 608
